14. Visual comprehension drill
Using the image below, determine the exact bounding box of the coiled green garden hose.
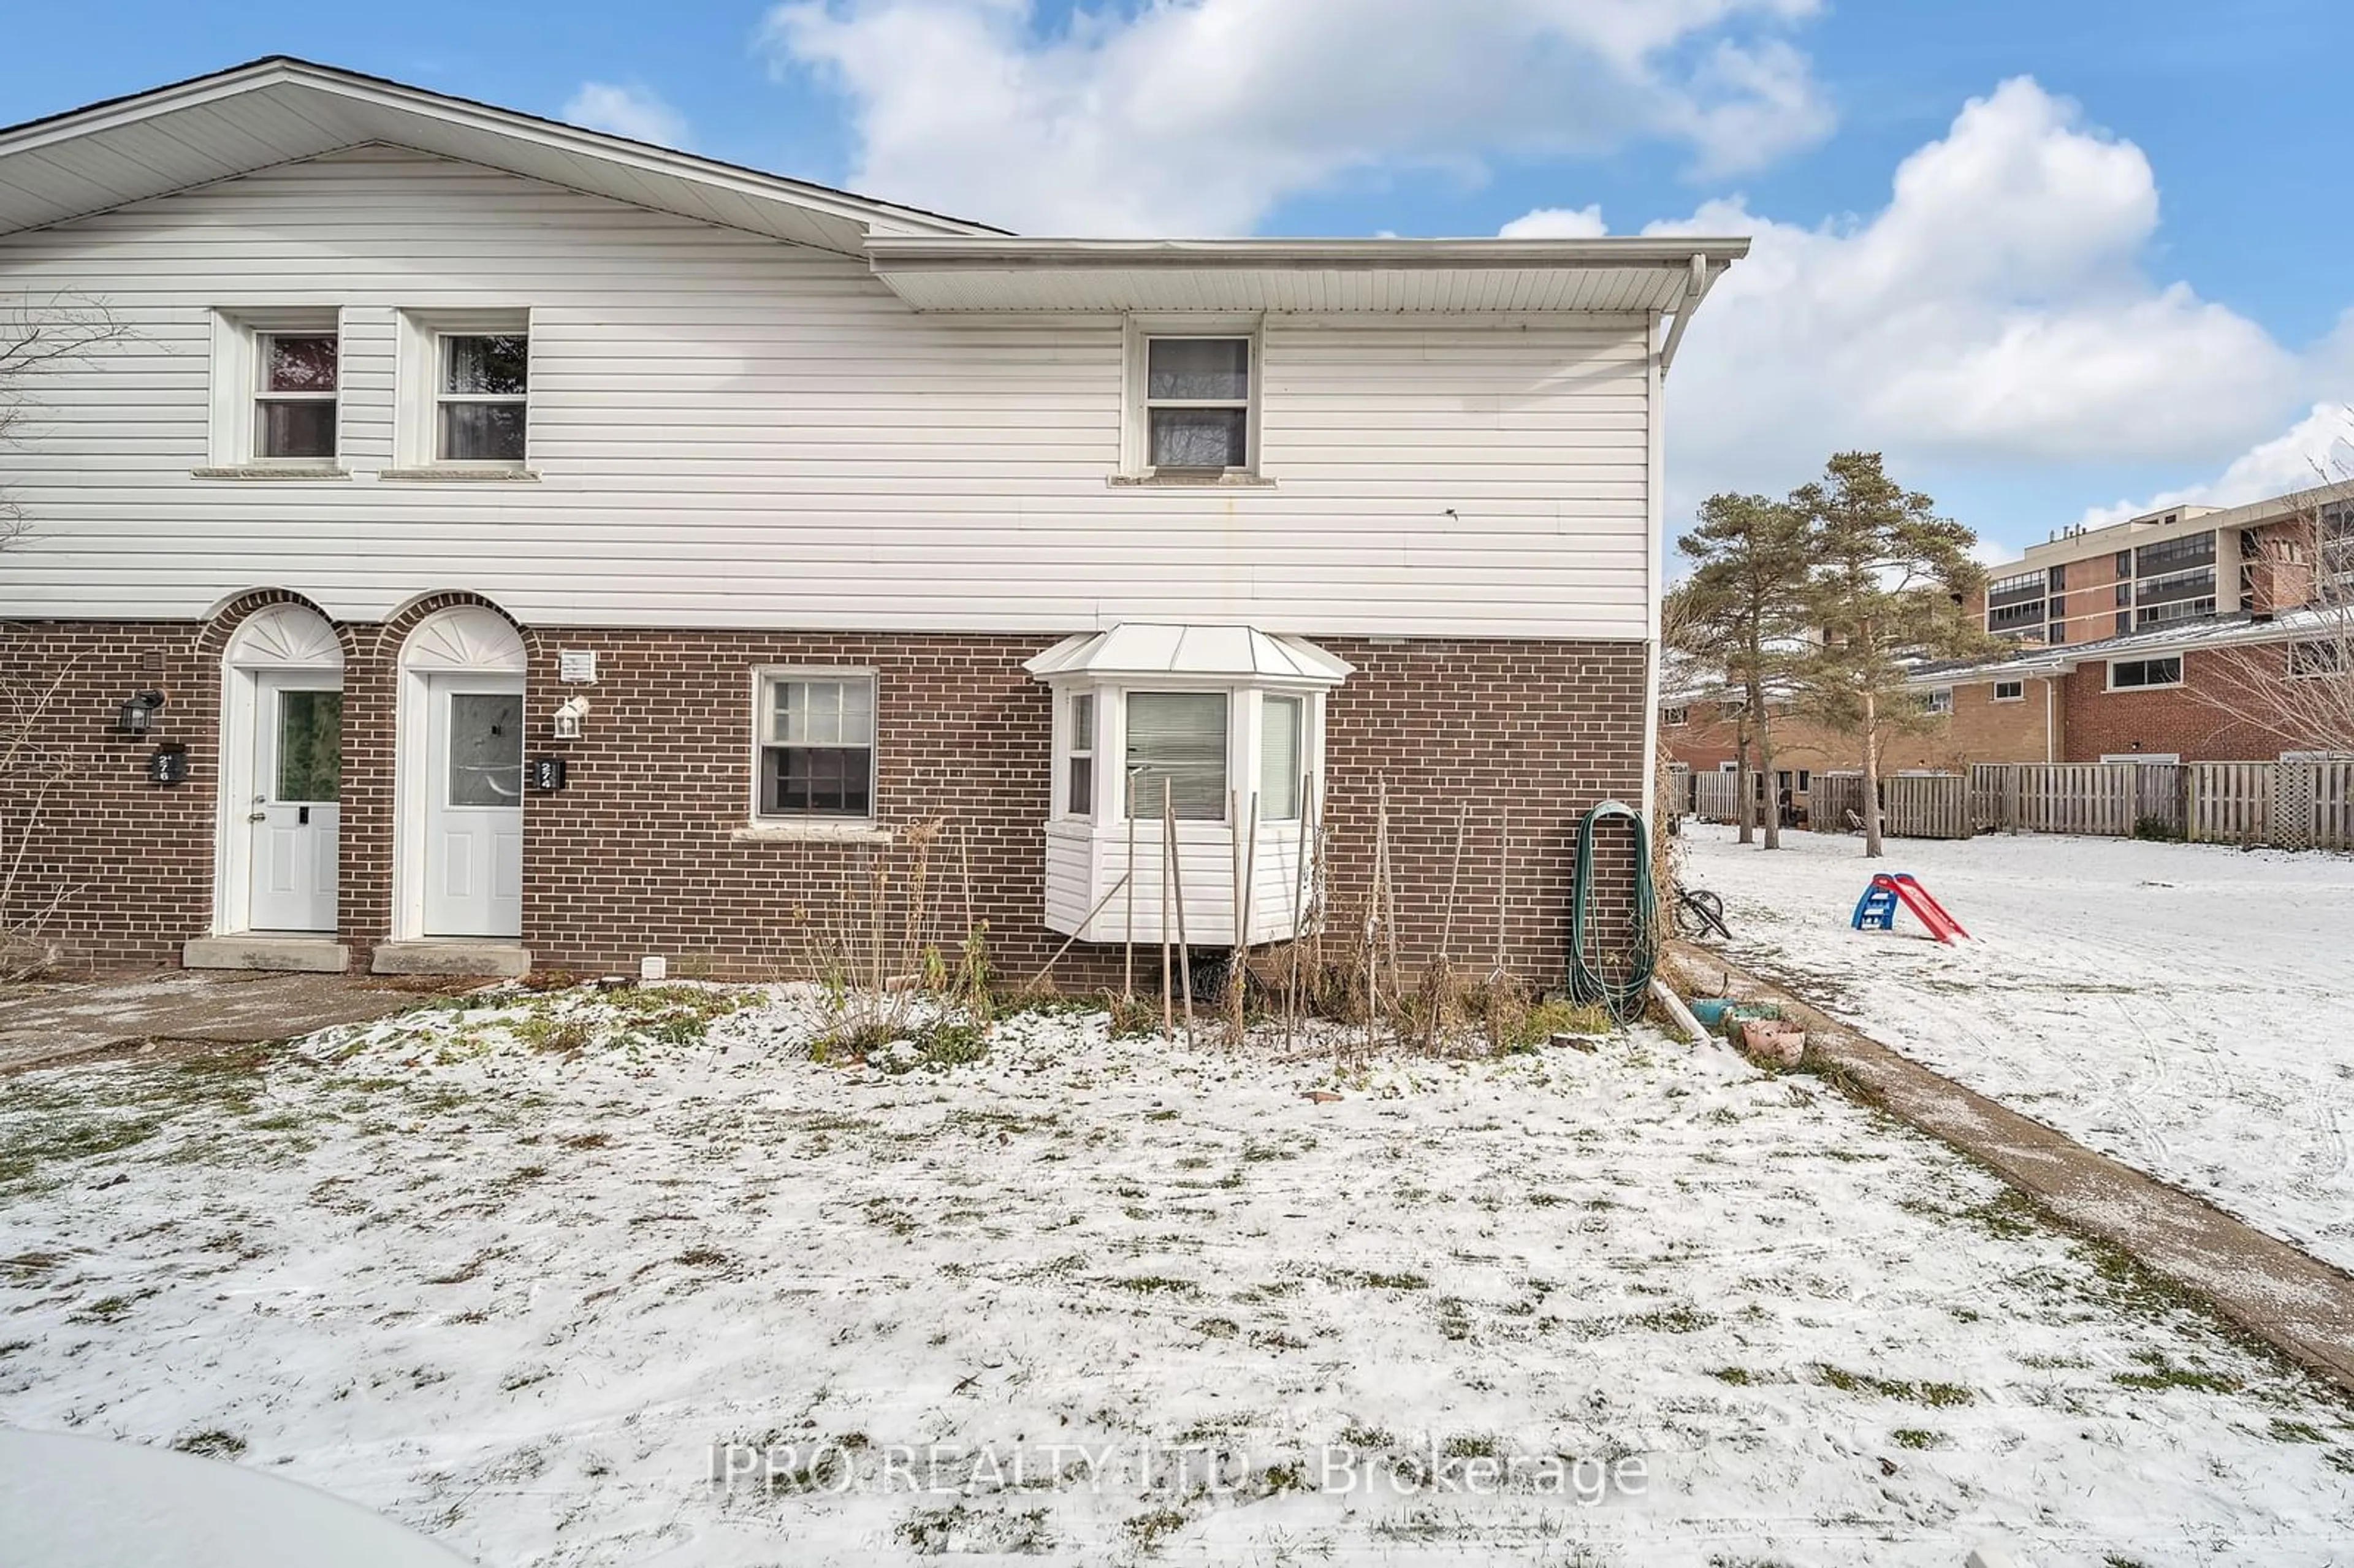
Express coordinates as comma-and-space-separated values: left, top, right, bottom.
1566, 799, 1659, 1025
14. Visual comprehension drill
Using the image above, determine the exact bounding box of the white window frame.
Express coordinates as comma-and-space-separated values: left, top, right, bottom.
1123, 688, 1234, 823
1660, 705, 1690, 727
749, 667, 878, 826
395, 308, 532, 471
1991, 679, 2025, 702
2106, 656, 2185, 691
1120, 316, 1263, 480
1922, 687, 1954, 716
1259, 692, 1307, 823
207, 308, 342, 470
1059, 690, 1097, 821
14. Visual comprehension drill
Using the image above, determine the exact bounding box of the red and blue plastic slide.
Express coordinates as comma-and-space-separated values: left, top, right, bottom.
1850, 873, 1969, 944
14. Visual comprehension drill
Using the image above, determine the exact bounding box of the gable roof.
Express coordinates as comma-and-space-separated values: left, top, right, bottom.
0, 56, 1004, 256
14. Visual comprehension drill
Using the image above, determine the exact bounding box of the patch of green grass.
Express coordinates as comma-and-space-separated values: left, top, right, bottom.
1891, 1428, 1947, 1450
1122, 1507, 1187, 1553
1815, 1365, 1973, 1406
1108, 1274, 1196, 1296
1440, 1433, 1501, 1460
1628, 1306, 1715, 1334
1358, 1271, 1429, 1292
2266, 1418, 2327, 1444
1707, 1366, 1753, 1386
1337, 1422, 1392, 1449
171, 1429, 246, 1460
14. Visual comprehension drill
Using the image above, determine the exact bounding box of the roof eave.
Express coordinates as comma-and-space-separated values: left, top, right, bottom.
0, 56, 1007, 250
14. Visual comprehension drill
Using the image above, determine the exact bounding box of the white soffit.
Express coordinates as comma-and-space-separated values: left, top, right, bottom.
864, 237, 1750, 314
1026, 624, 1355, 685
0, 58, 1002, 254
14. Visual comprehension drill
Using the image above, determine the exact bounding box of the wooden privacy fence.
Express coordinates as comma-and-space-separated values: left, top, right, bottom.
1689, 770, 1741, 823
1965, 759, 2354, 851
1880, 773, 1971, 839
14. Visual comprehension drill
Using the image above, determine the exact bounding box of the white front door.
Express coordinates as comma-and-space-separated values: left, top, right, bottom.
246, 674, 341, 934
423, 674, 525, 938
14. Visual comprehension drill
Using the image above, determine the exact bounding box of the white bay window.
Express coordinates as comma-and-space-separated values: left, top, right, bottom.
1126, 691, 1230, 820
1030, 625, 1349, 947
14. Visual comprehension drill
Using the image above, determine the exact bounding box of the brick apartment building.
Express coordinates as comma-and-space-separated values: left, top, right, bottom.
1661, 483, 2352, 805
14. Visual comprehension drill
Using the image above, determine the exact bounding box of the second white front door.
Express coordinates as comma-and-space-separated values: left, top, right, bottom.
247, 674, 341, 934
423, 674, 525, 938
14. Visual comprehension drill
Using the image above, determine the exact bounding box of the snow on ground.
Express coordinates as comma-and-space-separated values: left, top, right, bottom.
3, 984, 2353, 1566
1682, 823, 2354, 1274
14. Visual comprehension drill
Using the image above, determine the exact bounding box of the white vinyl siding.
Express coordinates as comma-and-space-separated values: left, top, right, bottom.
0, 146, 1655, 640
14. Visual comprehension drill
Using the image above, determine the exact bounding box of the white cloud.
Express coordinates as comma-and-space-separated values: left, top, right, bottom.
1548, 78, 2320, 529
1499, 204, 1609, 239
563, 82, 693, 150
2073, 403, 2354, 528
761, 0, 1833, 235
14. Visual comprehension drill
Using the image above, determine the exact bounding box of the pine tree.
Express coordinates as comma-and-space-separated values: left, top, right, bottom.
1672, 493, 1811, 849
1790, 452, 1989, 858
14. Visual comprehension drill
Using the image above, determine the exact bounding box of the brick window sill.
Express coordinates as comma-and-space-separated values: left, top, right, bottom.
730, 822, 896, 845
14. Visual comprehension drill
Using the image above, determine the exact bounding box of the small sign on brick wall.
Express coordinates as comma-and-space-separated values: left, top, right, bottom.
557, 649, 598, 683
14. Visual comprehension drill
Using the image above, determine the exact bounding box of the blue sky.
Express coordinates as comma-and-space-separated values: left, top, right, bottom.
7, 1, 2354, 557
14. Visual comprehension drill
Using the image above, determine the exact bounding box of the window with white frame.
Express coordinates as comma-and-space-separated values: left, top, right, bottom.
1126, 691, 1229, 820
437, 332, 529, 463
210, 311, 344, 468
1660, 705, 1690, 727
256, 330, 340, 460
2107, 656, 2184, 691
1260, 695, 1304, 821
1992, 679, 2024, 701
394, 310, 530, 470
1137, 334, 1254, 473
755, 673, 875, 820
1064, 691, 1096, 817
1922, 687, 1954, 716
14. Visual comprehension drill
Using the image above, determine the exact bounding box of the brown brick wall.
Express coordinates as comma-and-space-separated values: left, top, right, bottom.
2060, 645, 2294, 762
0, 618, 1650, 989
1661, 676, 2062, 785
0, 619, 224, 970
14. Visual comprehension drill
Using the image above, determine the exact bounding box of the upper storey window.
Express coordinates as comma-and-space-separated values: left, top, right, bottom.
438, 333, 529, 463
394, 310, 532, 472
1121, 319, 1263, 481
1145, 338, 1252, 471
256, 333, 339, 460
206, 310, 343, 472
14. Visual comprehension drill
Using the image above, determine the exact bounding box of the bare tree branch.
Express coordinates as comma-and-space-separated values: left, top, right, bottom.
1, 292, 130, 549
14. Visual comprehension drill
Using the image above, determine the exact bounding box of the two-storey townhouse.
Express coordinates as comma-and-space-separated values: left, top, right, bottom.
0, 59, 1743, 985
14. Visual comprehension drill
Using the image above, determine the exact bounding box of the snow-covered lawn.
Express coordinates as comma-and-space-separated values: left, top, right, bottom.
1682, 823, 2354, 1274
4, 984, 2353, 1566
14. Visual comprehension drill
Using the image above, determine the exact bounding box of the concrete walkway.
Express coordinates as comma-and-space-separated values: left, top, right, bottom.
1666, 939, 2354, 1397
0, 970, 444, 1075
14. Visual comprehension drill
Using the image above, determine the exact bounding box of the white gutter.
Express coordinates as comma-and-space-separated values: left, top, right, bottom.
863, 235, 1754, 270
1656, 253, 1721, 378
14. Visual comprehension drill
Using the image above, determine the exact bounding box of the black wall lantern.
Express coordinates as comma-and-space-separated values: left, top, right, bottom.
118, 691, 166, 736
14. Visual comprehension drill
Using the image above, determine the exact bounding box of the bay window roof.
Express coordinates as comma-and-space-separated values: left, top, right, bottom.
1024, 623, 1353, 686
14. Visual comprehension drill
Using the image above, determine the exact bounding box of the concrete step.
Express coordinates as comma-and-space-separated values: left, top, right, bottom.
183, 937, 351, 974
368, 941, 531, 978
